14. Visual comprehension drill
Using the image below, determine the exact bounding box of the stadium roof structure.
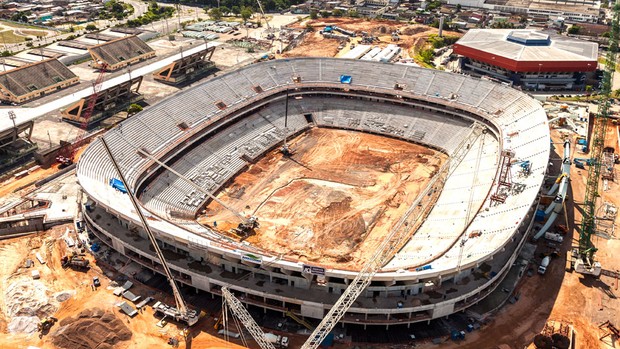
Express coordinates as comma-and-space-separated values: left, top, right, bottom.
88, 35, 155, 70
0, 58, 79, 103
453, 29, 598, 72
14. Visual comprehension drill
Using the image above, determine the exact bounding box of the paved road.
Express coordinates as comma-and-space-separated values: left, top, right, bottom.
0, 42, 219, 132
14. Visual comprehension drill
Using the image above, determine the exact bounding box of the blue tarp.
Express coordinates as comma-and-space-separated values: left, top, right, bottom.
109, 178, 128, 194
324, 26, 333, 32
340, 75, 352, 84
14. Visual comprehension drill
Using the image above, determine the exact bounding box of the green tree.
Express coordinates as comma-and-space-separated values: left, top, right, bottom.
419, 48, 434, 65
347, 9, 359, 18
209, 7, 222, 20
127, 104, 143, 115
320, 10, 330, 18
567, 25, 581, 34
220, 6, 230, 16
456, 4, 462, 12
240, 7, 252, 23
85, 24, 98, 31
333, 9, 344, 17
231, 5, 241, 15
310, 10, 318, 20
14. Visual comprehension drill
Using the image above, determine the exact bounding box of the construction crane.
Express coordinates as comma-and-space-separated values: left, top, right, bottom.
217, 124, 484, 349
135, 148, 259, 235
573, 2, 619, 276
255, 0, 272, 34
56, 62, 108, 167
100, 137, 199, 326
221, 287, 277, 349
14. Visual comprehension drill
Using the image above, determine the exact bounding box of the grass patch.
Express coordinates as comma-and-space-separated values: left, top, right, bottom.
0, 30, 26, 43
20, 29, 48, 37
0, 20, 48, 30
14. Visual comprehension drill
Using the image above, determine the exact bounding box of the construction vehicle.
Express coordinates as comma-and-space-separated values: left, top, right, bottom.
573, 158, 594, 169
56, 62, 108, 167
61, 253, 90, 270
569, 2, 620, 277
100, 138, 199, 326
265, 333, 289, 348
544, 232, 564, 243
38, 316, 58, 337
538, 256, 551, 275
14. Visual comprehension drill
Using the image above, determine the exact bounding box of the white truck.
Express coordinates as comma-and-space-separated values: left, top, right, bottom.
544, 232, 564, 243
538, 256, 551, 274
264, 333, 289, 348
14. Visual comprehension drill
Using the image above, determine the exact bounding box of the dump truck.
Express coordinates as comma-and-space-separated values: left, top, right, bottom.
538, 256, 551, 274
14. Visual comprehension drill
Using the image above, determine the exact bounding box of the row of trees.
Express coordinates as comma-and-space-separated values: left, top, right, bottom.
98, 0, 134, 21
126, 1, 175, 27
189, 0, 303, 13
207, 6, 253, 22
309, 9, 359, 19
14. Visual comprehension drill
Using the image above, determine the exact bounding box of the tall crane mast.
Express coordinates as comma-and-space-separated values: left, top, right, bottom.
56, 62, 108, 166
100, 137, 199, 326
577, 2, 619, 274
221, 287, 277, 349
255, 0, 271, 31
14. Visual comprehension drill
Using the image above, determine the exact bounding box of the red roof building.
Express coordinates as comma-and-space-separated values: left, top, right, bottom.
453, 29, 598, 90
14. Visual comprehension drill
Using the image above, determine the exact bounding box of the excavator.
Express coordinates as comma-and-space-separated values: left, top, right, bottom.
38, 316, 58, 338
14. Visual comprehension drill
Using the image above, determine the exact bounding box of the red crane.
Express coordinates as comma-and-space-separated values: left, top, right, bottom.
56, 62, 108, 167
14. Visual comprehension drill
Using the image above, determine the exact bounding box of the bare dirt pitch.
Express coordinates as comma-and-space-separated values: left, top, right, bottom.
198, 128, 446, 270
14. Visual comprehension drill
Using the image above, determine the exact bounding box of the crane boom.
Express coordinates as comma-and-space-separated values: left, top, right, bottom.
57, 63, 108, 166
100, 138, 197, 325
579, 2, 619, 263
221, 287, 276, 349
255, 0, 271, 30
301, 124, 484, 349
135, 148, 254, 225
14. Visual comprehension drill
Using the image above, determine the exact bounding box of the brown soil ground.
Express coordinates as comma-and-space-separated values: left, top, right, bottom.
0, 141, 90, 199
283, 17, 461, 59
198, 128, 446, 270
0, 226, 248, 349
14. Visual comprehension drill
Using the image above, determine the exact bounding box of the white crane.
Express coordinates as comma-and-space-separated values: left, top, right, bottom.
255, 0, 272, 32
100, 138, 198, 326
135, 148, 259, 233
220, 123, 486, 348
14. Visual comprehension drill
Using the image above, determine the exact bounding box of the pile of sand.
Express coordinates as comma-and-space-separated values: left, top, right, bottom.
7, 316, 39, 333
4, 280, 57, 318
52, 308, 132, 349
